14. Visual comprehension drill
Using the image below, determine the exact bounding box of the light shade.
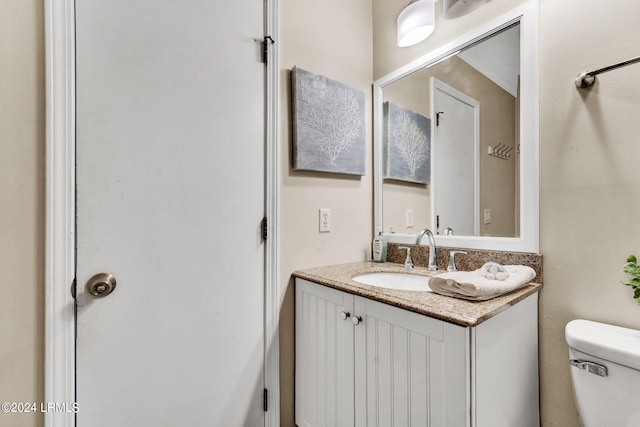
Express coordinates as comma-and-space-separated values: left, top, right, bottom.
397, 0, 435, 48
443, 0, 485, 19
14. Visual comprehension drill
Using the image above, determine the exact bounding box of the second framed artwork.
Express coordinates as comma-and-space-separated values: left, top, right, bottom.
383, 101, 431, 184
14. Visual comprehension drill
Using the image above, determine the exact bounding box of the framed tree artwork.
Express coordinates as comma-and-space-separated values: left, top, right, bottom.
291, 67, 366, 175
383, 101, 431, 184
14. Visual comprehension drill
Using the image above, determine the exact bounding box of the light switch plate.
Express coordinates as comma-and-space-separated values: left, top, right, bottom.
483, 209, 492, 225
405, 209, 414, 228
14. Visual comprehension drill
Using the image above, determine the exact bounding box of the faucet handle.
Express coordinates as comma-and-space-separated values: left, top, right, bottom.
447, 251, 468, 272
398, 246, 414, 270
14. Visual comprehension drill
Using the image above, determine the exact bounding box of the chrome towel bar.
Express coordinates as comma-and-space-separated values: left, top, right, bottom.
576, 55, 640, 89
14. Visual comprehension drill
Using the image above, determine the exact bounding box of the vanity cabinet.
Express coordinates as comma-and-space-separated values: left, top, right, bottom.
295, 278, 539, 427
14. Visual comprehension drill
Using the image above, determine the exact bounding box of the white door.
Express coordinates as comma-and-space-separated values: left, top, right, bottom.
75, 1, 266, 426
431, 78, 479, 236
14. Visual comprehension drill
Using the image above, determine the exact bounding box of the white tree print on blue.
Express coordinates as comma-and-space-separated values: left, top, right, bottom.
392, 110, 429, 177
292, 67, 366, 175
383, 101, 430, 184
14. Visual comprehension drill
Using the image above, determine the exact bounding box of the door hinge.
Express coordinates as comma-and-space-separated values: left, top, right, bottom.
263, 388, 268, 411
262, 217, 268, 241
70, 277, 77, 299
262, 36, 274, 65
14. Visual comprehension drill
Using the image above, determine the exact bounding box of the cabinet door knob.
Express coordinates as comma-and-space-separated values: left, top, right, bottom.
340, 311, 351, 321
351, 315, 363, 326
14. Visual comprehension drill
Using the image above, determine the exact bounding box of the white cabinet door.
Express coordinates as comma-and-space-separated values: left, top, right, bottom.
296, 279, 355, 427
354, 296, 470, 427
473, 293, 539, 427
295, 280, 539, 427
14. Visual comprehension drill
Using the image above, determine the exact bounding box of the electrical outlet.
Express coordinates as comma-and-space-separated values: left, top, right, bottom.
484, 209, 492, 225
319, 208, 331, 232
405, 209, 414, 228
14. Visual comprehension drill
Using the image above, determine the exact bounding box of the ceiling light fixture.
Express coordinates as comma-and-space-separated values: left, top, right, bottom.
443, 0, 485, 19
397, 0, 435, 48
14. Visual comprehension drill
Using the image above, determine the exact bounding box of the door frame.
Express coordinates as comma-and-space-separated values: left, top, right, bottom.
44, 1, 281, 426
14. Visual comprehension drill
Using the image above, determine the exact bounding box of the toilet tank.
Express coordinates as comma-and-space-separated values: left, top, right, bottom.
565, 319, 640, 427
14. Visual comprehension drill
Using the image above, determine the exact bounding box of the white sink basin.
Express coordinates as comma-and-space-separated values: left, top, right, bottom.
352, 272, 432, 292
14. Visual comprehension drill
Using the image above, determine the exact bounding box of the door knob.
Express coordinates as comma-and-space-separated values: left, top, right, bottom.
85, 273, 117, 298
340, 311, 351, 321
351, 315, 363, 326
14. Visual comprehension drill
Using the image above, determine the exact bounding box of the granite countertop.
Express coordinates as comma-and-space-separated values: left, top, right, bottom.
293, 261, 542, 327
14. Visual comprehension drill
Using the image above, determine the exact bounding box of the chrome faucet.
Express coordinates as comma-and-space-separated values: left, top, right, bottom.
446, 250, 467, 272
415, 228, 438, 271
398, 246, 414, 270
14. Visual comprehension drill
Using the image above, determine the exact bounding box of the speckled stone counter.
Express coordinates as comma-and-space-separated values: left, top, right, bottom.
293, 261, 542, 327
386, 243, 544, 283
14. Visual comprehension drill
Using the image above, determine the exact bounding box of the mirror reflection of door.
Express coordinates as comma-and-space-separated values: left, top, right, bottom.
431, 77, 479, 236
379, 22, 522, 239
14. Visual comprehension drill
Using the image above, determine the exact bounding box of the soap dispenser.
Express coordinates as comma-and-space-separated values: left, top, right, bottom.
372, 228, 387, 263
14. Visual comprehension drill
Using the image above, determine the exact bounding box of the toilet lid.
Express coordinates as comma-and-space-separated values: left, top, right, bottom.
565, 319, 640, 371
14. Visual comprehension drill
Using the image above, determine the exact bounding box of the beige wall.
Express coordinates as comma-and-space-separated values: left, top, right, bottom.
279, 0, 373, 424
9, 1, 640, 426
0, 1, 45, 426
374, 0, 640, 425
539, 0, 640, 425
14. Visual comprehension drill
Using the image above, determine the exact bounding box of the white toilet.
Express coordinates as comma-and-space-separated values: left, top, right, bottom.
565, 319, 640, 427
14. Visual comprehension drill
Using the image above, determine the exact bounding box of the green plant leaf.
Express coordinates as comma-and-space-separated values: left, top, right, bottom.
624, 277, 640, 287
622, 255, 640, 305
623, 262, 640, 275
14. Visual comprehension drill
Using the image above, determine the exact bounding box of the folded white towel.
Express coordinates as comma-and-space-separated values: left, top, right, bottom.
428, 265, 536, 301
477, 262, 510, 281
